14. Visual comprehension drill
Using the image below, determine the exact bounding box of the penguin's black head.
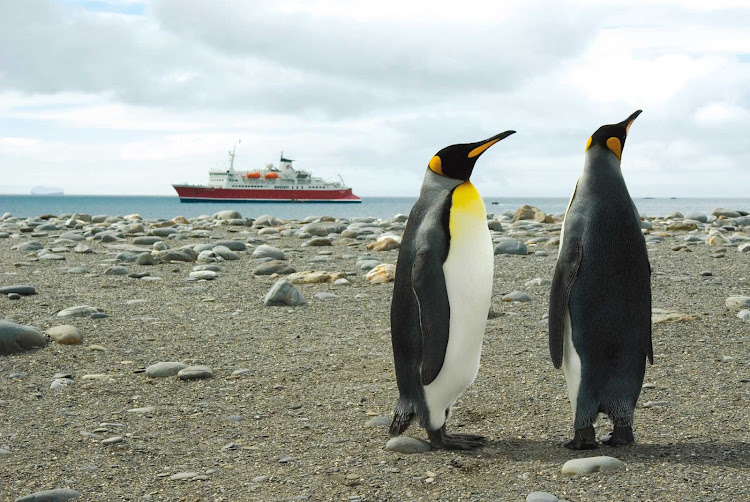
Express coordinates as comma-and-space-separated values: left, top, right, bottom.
428, 130, 515, 181
586, 110, 642, 161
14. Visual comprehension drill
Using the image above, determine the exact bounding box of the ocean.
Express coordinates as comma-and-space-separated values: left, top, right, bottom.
1, 195, 749, 221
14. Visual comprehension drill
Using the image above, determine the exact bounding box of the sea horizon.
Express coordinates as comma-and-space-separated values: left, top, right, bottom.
1, 194, 749, 221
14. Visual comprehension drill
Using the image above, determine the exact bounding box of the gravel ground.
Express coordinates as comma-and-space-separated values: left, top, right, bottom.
0, 212, 748, 502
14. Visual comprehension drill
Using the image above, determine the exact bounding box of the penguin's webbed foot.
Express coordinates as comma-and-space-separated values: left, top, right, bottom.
428, 426, 487, 450
564, 426, 598, 450
601, 425, 634, 447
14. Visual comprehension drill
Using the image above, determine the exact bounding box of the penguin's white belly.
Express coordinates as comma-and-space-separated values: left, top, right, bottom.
562, 308, 582, 415
423, 210, 493, 430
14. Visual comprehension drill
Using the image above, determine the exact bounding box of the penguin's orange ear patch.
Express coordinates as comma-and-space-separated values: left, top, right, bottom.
606, 137, 622, 160
428, 155, 443, 175
585, 137, 592, 151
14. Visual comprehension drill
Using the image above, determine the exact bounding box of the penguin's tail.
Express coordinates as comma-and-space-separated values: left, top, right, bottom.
389, 400, 416, 437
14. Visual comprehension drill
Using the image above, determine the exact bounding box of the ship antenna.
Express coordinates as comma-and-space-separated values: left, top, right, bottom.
228, 139, 240, 171
338, 174, 346, 187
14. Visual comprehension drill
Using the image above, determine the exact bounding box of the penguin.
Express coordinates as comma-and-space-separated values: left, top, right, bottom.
389, 130, 515, 450
548, 110, 653, 450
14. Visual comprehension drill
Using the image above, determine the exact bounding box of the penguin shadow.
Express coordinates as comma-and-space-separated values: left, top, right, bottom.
480, 438, 749, 469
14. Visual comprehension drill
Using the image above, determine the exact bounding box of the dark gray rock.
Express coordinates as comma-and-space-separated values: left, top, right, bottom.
264, 280, 306, 306
132, 236, 163, 245
136, 252, 156, 265
494, 239, 528, 255
215, 240, 246, 251
305, 237, 332, 246
17, 241, 44, 252
0, 320, 48, 355
252, 260, 295, 276
0, 285, 36, 296
177, 365, 214, 380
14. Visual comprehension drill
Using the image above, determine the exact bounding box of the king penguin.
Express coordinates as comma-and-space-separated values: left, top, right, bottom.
548, 110, 653, 450
389, 130, 515, 450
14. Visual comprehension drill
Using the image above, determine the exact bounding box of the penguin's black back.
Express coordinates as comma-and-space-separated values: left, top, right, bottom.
564, 163, 652, 405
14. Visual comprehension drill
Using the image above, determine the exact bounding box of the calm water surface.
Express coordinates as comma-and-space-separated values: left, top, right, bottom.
1, 195, 748, 220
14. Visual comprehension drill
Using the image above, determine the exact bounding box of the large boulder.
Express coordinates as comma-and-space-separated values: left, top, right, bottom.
0, 320, 48, 355
513, 205, 554, 224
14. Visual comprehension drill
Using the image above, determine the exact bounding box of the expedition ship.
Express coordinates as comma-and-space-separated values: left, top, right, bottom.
172, 145, 361, 203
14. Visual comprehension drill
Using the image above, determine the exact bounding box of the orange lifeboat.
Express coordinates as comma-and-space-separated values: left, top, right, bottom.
246, 172, 261, 179
264, 172, 279, 179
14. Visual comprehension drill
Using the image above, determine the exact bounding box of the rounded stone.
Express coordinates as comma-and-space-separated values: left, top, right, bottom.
145, 361, 188, 378
0, 320, 48, 355
0, 285, 36, 295
726, 296, 750, 310
189, 270, 219, 280
13, 488, 82, 501
526, 492, 559, 502
177, 365, 214, 380
502, 291, 531, 302
385, 436, 431, 454
264, 279, 306, 306
561, 456, 625, 476
58, 305, 100, 317
494, 239, 528, 255
47, 325, 83, 345
253, 245, 286, 260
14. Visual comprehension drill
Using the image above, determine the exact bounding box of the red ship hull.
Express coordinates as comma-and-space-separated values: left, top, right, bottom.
172, 185, 362, 203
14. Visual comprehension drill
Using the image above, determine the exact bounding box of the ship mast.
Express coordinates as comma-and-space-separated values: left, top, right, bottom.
228, 139, 240, 171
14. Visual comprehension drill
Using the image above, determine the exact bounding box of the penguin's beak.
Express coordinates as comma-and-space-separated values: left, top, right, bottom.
468, 130, 516, 159
620, 110, 642, 135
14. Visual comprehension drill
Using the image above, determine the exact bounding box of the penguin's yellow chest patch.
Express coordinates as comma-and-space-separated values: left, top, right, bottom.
449, 181, 486, 236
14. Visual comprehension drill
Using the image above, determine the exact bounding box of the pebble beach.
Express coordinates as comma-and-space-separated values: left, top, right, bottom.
0, 206, 748, 502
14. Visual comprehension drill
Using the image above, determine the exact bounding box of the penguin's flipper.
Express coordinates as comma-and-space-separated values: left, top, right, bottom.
412, 249, 450, 386
646, 258, 654, 365
549, 240, 582, 369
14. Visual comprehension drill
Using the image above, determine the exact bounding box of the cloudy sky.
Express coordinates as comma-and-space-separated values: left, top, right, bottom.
1, 0, 749, 197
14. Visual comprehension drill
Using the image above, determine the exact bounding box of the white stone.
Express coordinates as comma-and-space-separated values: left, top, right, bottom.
561, 456, 625, 476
